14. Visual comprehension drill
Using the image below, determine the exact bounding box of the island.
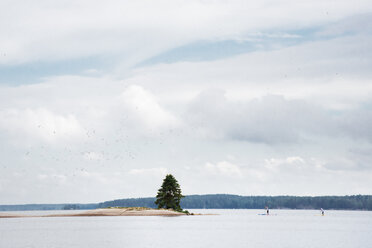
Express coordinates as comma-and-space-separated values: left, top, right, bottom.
0, 175, 196, 218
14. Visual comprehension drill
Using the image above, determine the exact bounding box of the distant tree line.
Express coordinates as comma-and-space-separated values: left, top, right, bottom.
98, 198, 156, 209
1, 195, 372, 211
0, 203, 97, 211
62, 204, 81, 210
98, 194, 372, 210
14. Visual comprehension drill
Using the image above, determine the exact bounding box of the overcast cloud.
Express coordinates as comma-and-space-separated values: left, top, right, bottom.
1, 0, 372, 204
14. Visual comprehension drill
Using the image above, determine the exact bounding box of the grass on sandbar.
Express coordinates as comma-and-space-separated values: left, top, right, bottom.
105, 207, 153, 211
104, 207, 193, 215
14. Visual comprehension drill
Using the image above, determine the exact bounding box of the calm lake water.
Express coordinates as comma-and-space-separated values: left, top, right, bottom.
1, 209, 371, 248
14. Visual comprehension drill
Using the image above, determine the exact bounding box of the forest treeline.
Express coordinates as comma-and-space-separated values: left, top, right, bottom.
0, 203, 97, 211
1, 194, 372, 211
99, 194, 372, 210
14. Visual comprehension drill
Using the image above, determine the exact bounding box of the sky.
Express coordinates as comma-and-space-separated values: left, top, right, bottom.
1, 0, 372, 204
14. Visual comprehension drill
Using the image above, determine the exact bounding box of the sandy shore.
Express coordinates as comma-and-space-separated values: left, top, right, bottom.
0, 208, 187, 218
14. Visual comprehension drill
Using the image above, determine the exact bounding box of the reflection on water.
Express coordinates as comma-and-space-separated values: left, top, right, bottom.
1, 209, 371, 248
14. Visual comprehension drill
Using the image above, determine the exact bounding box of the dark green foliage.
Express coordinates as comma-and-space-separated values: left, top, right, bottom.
98, 197, 157, 208
180, 194, 372, 210
155, 174, 184, 211
97, 194, 372, 210
0, 203, 97, 211
2, 194, 372, 211
63, 204, 80, 210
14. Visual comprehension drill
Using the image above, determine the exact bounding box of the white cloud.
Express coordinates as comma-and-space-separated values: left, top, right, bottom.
205, 161, 242, 177
37, 173, 67, 184
264, 156, 307, 171
0, 108, 83, 143
126, 33, 372, 109
83, 151, 104, 161
121, 85, 179, 129
129, 167, 168, 176
186, 92, 331, 144
1, 0, 372, 66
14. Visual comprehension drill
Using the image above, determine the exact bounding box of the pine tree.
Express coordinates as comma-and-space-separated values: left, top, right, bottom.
155, 174, 184, 211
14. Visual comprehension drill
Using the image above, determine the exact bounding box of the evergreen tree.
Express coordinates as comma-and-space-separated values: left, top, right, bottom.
155, 174, 184, 211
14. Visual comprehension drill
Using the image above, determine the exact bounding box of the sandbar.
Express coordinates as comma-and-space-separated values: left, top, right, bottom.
0, 207, 187, 218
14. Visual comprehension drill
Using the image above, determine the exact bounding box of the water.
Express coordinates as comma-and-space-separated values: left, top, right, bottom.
1, 209, 371, 248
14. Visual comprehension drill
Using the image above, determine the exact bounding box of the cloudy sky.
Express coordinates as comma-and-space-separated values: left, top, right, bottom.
1, 0, 372, 204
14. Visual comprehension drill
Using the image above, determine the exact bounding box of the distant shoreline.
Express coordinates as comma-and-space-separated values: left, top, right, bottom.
0, 208, 187, 218
1, 194, 372, 211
